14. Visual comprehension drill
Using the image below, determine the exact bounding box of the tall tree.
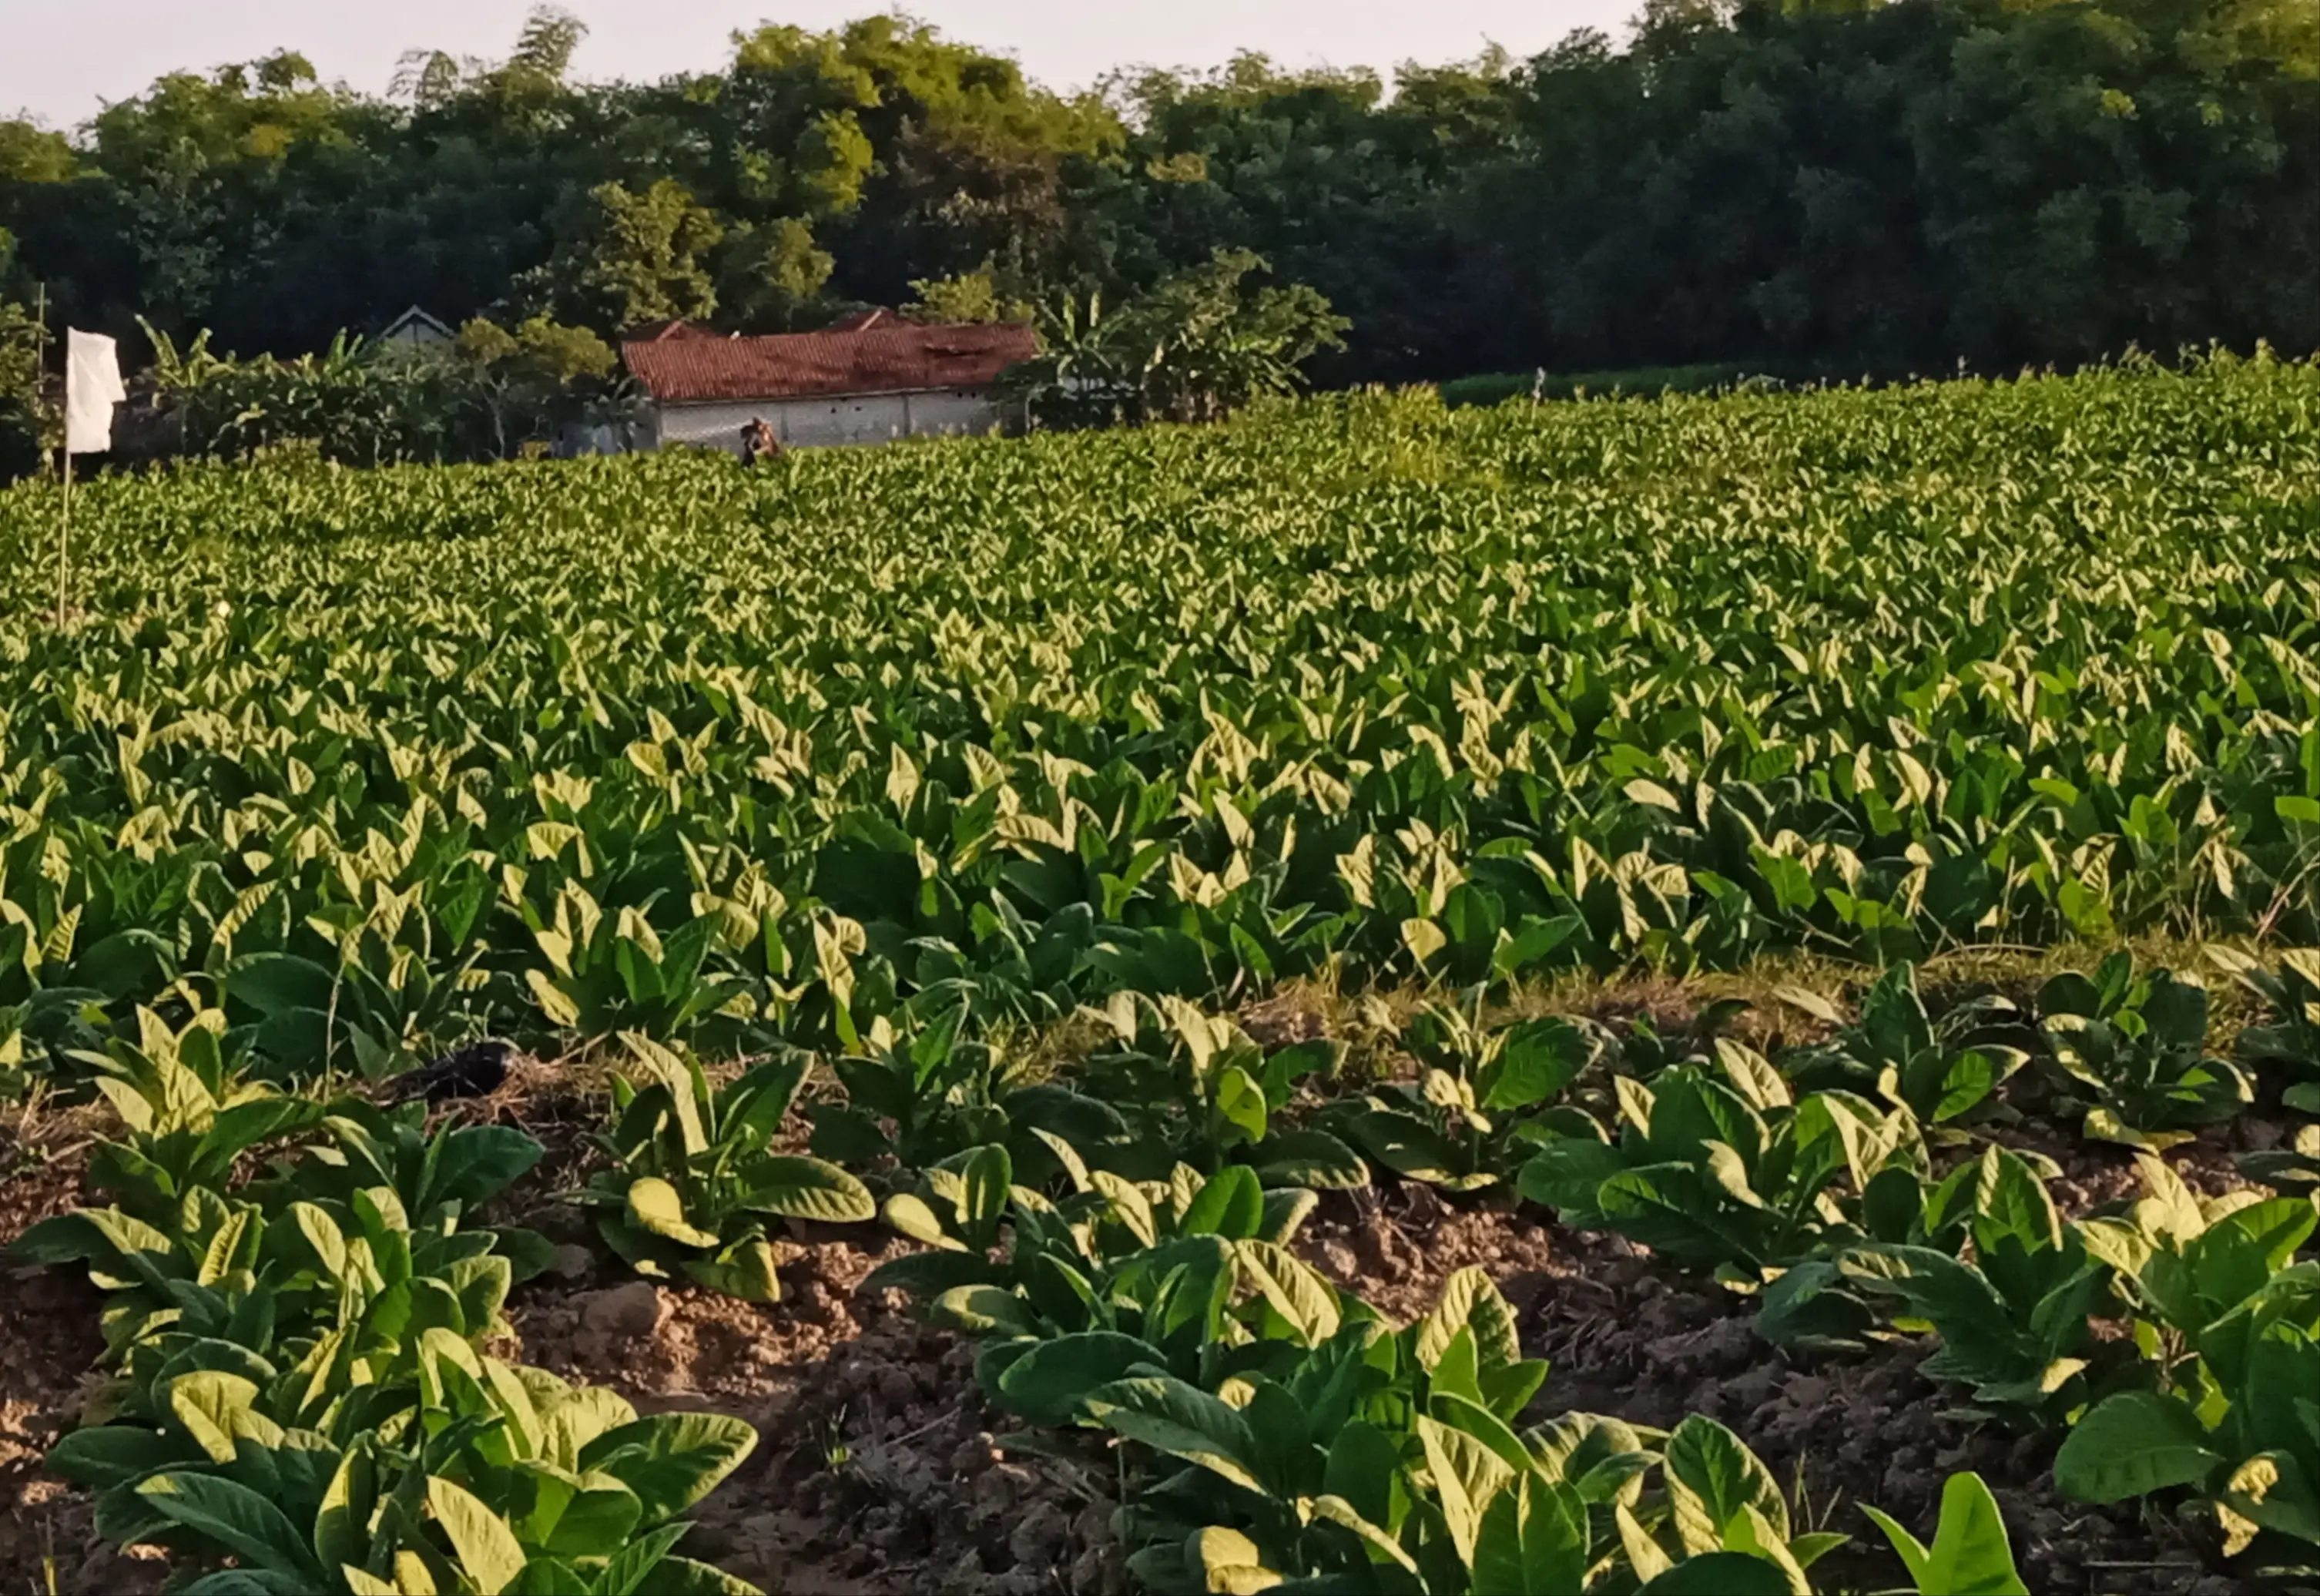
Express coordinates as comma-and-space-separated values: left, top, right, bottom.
529, 178, 724, 330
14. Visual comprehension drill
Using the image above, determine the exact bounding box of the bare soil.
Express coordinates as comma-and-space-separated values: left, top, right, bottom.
508, 1228, 1118, 1596
0, 1132, 173, 1596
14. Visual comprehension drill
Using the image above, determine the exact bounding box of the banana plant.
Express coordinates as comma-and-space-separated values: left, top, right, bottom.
575, 1033, 874, 1300
2036, 954, 2251, 1146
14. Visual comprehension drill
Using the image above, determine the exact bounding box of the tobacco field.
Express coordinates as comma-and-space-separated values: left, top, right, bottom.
0, 354, 2317, 1595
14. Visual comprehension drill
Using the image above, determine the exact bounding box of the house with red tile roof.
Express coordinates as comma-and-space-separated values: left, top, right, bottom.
620, 315, 1036, 452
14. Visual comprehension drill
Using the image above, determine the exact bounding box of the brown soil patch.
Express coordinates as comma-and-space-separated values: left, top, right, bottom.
509, 1227, 1121, 1596
1292, 1181, 1561, 1325
0, 1132, 169, 1596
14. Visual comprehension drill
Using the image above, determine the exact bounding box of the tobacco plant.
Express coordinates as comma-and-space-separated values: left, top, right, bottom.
2211, 946, 2320, 1113
2058, 1162, 2320, 1573
1075, 994, 1368, 1188
77, 1006, 324, 1222
806, 999, 1134, 1182
868, 1147, 1338, 1420
1837, 1148, 2120, 1428
1093, 1271, 1852, 1594
2036, 955, 2251, 1145
578, 1034, 874, 1299
1517, 1049, 1927, 1281
256, 1097, 553, 1278
1324, 1004, 1599, 1192
47, 1344, 758, 1595
1780, 963, 2027, 1128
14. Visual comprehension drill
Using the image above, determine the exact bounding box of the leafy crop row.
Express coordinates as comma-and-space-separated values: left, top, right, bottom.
23, 937, 2314, 1588
2, 358, 2315, 1085
10, 1007, 763, 1595
858, 1147, 2029, 1593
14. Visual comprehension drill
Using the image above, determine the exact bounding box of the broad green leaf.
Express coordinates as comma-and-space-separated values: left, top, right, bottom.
427, 1475, 528, 1596
622, 1178, 722, 1250
1634, 1552, 1795, 1594
2053, 1392, 2219, 1504
1235, 1240, 1340, 1345
1082, 1376, 1264, 1494
578, 1412, 757, 1521
736, 1155, 876, 1222
1416, 1413, 1514, 1568
46, 1423, 187, 1487
1909, 1471, 2031, 1595
1664, 1414, 1789, 1551
136, 1470, 320, 1581
930, 1285, 1040, 1336
169, 1371, 261, 1466
1416, 1266, 1522, 1373
1179, 1165, 1264, 1239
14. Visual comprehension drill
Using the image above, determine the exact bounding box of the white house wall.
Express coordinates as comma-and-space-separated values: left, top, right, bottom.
652, 390, 1008, 453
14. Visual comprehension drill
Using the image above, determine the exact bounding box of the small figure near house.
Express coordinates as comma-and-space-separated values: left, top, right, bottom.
739, 417, 783, 464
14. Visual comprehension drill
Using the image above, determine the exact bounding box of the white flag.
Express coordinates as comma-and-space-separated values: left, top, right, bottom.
65, 329, 127, 455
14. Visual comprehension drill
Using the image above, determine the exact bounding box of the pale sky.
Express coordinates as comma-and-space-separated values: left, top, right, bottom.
0, 0, 1640, 131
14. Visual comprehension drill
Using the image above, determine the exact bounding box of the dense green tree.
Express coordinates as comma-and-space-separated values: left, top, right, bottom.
454, 313, 620, 454
1456, 0, 2318, 373
0, 291, 43, 477
904, 268, 1030, 324
1002, 248, 1347, 424
0, 0, 2309, 445
716, 217, 836, 330
1066, 51, 1522, 383
528, 177, 724, 329
0, 122, 76, 185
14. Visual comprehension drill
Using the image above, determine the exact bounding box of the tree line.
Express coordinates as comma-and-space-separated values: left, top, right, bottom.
0, 0, 2312, 470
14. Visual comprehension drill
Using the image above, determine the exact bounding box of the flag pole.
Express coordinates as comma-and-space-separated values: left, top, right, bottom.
57, 444, 72, 631
42, 286, 69, 632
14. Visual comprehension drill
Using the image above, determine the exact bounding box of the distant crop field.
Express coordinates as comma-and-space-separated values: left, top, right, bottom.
2, 357, 2313, 1061
2, 356, 2317, 1596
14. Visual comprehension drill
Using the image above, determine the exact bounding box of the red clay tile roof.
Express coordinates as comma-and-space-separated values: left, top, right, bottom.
622, 321, 1038, 404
